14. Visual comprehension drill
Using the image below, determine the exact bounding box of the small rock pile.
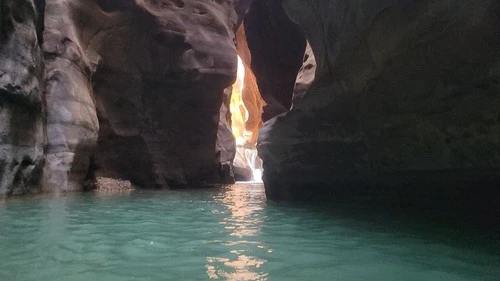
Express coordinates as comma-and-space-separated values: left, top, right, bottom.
92, 177, 135, 192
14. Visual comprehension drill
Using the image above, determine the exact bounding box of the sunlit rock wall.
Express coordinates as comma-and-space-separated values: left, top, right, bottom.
291, 41, 315, 108
0, 0, 45, 195
230, 24, 264, 181
259, 0, 500, 213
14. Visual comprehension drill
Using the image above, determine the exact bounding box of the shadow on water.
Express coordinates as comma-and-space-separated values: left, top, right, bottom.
1, 183, 499, 281
263, 197, 500, 255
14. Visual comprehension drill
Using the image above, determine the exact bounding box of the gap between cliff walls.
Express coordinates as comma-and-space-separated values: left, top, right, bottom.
219, 0, 313, 184
229, 24, 265, 182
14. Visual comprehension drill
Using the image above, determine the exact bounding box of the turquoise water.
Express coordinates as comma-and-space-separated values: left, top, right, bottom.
0, 183, 499, 281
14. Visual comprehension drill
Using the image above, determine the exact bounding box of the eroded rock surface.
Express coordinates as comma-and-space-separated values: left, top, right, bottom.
259, 0, 500, 215
43, 0, 99, 192
0, 0, 45, 195
244, 0, 305, 121
89, 0, 243, 188
291, 41, 316, 107
216, 87, 236, 184
230, 24, 265, 181
1, 0, 252, 195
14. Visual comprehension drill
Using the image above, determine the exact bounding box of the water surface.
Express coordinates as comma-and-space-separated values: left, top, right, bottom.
0, 183, 499, 281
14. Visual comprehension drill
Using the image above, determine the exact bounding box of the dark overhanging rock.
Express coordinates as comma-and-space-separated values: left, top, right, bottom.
244, 0, 305, 121
258, 0, 500, 219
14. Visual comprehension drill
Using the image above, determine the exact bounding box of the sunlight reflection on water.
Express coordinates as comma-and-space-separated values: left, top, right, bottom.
205, 183, 268, 280
0, 183, 499, 281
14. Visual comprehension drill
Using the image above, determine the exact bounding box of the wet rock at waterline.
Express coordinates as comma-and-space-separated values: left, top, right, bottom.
0, 0, 45, 195
259, 0, 500, 212
2, 0, 499, 210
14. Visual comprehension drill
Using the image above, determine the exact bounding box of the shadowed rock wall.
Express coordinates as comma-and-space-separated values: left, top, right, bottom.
244, 0, 305, 121
0, 0, 45, 195
47, 0, 249, 189
259, 0, 500, 217
0, 0, 252, 194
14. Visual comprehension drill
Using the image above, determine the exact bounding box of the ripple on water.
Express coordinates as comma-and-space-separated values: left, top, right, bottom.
0, 183, 499, 281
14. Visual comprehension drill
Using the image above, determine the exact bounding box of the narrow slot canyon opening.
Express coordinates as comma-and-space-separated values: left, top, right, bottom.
229, 25, 265, 183
222, 0, 311, 184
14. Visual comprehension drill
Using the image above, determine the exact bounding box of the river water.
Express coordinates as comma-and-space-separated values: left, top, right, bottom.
0, 183, 498, 281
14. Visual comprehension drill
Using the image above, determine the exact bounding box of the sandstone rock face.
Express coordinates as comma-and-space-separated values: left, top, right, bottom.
244, 0, 305, 121
42, 0, 248, 189
0, 0, 45, 195
291, 41, 315, 107
229, 24, 265, 182
259, 0, 500, 213
0, 0, 252, 195
236, 25, 265, 147
216, 87, 236, 184
43, 0, 99, 192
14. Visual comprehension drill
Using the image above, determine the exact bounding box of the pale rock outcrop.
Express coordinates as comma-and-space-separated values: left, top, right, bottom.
0, 0, 45, 195
259, 0, 500, 214
291, 41, 316, 107
43, 0, 99, 192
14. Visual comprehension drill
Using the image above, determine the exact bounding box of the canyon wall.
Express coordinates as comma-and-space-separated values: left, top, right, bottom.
258, 0, 500, 214
244, 0, 305, 121
0, 0, 251, 194
0, 0, 45, 195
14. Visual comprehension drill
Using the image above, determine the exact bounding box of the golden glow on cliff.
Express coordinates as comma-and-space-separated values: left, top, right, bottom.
230, 56, 250, 147
229, 55, 264, 182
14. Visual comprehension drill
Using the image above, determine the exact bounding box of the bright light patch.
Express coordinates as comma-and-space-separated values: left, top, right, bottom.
230, 56, 249, 146
230, 55, 263, 182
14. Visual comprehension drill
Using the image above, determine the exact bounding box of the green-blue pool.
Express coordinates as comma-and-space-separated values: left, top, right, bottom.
0, 183, 498, 281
